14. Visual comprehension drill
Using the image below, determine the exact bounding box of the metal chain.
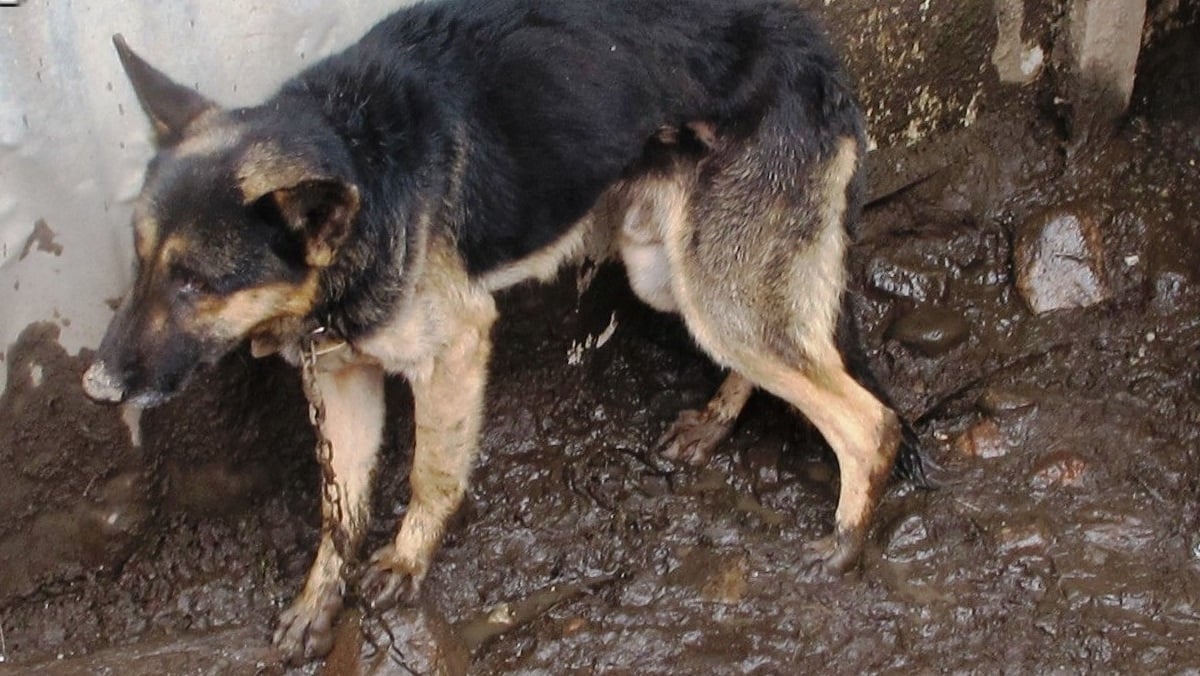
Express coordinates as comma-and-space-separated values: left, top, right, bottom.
300, 329, 410, 667
299, 330, 353, 566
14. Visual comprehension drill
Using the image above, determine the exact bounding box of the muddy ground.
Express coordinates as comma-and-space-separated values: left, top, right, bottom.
2, 13, 1199, 676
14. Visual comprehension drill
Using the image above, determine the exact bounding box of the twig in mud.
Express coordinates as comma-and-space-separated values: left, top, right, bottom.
454, 574, 619, 653
863, 144, 951, 207
1, 617, 7, 664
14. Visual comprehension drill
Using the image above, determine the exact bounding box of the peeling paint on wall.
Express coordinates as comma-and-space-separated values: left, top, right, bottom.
18, 219, 63, 260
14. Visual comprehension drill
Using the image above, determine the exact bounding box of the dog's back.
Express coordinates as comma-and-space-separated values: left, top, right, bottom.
284, 0, 862, 275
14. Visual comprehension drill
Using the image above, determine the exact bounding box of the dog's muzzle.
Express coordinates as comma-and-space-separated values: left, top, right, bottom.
82, 361, 126, 403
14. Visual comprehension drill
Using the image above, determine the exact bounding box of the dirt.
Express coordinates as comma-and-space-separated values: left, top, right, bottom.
2, 10, 1199, 676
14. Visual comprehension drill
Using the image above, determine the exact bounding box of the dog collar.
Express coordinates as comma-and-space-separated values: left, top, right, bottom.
303, 325, 349, 358
249, 319, 350, 365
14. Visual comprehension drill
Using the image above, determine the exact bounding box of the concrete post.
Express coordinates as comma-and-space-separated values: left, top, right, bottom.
1068, 0, 1148, 143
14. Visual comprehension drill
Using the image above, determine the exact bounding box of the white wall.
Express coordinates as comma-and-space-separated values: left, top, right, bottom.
0, 0, 411, 390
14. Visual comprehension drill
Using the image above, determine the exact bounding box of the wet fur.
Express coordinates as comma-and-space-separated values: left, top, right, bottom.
85, 0, 916, 665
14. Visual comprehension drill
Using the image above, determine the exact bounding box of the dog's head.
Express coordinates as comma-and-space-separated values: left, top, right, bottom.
83, 36, 360, 407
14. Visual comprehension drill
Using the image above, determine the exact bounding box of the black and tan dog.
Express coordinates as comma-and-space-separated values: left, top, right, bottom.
83, 0, 914, 664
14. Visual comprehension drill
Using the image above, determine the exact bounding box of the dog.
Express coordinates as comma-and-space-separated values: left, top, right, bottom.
82, 0, 914, 664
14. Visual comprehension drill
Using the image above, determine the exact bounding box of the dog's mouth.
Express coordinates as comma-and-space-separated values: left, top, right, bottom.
124, 389, 173, 409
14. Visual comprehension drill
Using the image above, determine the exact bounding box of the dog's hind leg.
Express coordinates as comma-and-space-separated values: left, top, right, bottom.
616, 176, 756, 465
736, 351, 901, 573
274, 361, 384, 663
657, 371, 754, 465
661, 130, 901, 573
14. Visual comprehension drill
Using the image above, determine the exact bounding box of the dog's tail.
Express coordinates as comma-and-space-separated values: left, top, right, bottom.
836, 292, 937, 489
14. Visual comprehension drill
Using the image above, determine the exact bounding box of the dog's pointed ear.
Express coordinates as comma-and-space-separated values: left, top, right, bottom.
264, 180, 361, 268
113, 34, 216, 145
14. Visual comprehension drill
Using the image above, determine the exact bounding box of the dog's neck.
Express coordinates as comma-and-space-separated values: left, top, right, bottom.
269, 81, 449, 344
241, 48, 467, 351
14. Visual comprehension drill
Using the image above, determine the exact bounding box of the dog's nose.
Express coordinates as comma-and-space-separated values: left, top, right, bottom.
82, 361, 127, 403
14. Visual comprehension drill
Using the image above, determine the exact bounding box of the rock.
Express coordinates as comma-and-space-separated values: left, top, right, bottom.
994, 519, 1052, 556
1029, 450, 1089, 490
868, 255, 948, 303
977, 386, 1039, 417
1014, 207, 1111, 314
888, 307, 970, 357
954, 418, 1010, 459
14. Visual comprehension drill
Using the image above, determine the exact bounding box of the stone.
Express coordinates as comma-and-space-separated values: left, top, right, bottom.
868, 255, 948, 303
888, 307, 970, 357
994, 520, 1053, 556
1030, 450, 1090, 490
954, 418, 1010, 459
1014, 206, 1111, 314
977, 386, 1039, 416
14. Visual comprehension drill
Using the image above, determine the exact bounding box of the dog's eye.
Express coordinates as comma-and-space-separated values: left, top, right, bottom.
172, 265, 212, 296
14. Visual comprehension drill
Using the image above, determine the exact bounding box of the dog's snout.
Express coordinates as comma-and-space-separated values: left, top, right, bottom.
82, 361, 127, 403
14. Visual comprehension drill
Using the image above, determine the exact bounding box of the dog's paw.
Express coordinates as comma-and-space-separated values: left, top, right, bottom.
360, 546, 424, 612
273, 583, 344, 665
799, 529, 864, 578
657, 408, 734, 466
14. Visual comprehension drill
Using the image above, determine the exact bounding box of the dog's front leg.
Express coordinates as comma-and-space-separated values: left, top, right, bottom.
274, 361, 384, 664
361, 319, 492, 609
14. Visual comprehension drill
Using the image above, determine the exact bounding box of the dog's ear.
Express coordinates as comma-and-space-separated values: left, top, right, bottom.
263, 180, 361, 268
113, 34, 216, 145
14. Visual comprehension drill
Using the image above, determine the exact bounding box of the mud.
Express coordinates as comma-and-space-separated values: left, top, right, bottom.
2, 9, 1199, 676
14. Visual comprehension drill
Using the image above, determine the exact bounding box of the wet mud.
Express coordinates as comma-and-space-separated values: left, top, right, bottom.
2, 10, 1199, 676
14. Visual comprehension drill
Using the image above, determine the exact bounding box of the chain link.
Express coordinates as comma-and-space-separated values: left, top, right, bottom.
300, 331, 353, 567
